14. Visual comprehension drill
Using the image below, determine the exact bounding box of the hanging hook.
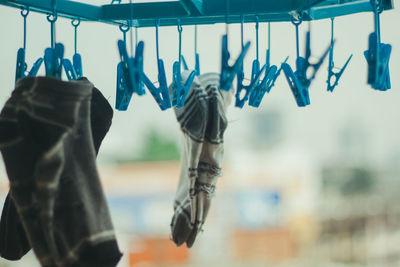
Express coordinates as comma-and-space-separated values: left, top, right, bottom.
119, 24, 129, 44
255, 16, 259, 62
71, 18, 80, 54
21, 7, 29, 53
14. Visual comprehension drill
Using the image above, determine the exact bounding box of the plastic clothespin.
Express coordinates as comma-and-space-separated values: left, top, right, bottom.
63, 55, 82, 81
249, 57, 288, 108
15, 48, 44, 82
235, 16, 266, 108
282, 63, 310, 107
235, 61, 266, 108
171, 19, 196, 108
115, 40, 145, 111
142, 20, 171, 111
44, 43, 64, 79
327, 18, 352, 92
248, 21, 288, 108
143, 59, 171, 111
220, 35, 250, 91
364, 0, 391, 91
283, 19, 330, 107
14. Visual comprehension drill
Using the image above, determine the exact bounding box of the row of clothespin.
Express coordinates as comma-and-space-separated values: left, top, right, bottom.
13, 0, 391, 111
15, 2, 84, 84
114, 0, 391, 112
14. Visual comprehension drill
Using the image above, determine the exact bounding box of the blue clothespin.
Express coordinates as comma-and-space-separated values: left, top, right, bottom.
220, 35, 250, 91
180, 24, 200, 76
44, 43, 64, 79
171, 19, 196, 108
282, 18, 330, 107
235, 16, 266, 108
44, 13, 64, 79
249, 57, 288, 108
15, 8, 43, 83
15, 48, 43, 82
72, 19, 83, 78
364, 0, 391, 91
327, 18, 352, 92
62, 19, 83, 81
249, 21, 288, 108
142, 19, 171, 111
115, 39, 145, 111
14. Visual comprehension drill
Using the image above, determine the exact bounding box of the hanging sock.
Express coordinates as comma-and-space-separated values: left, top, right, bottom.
170, 73, 208, 246
170, 72, 233, 248
0, 77, 121, 266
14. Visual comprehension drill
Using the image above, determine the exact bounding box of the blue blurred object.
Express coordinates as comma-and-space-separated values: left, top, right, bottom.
142, 20, 171, 111
235, 16, 265, 108
327, 18, 352, 92
15, 8, 43, 83
249, 22, 288, 108
364, 0, 391, 91
235, 190, 281, 230
115, 39, 145, 111
171, 19, 196, 108
282, 18, 330, 107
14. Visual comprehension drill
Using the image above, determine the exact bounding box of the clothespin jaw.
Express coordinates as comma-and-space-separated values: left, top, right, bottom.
180, 54, 200, 76
327, 52, 352, 92
62, 59, 78, 81
142, 59, 172, 111
282, 63, 310, 107
44, 43, 64, 79
181, 55, 189, 71
27, 58, 44, 77
72, 53, 83, 79
220, 35, 251, 91
172, 61, 196, 108
364, 33, 391, 91
15, 48, 27, 82
235, 59, 265, 108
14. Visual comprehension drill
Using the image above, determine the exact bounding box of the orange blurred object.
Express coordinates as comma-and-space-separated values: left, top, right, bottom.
233, 229, 296, 263
129, 237, 189, 266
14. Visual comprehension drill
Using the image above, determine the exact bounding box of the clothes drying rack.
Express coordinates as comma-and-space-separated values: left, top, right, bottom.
0, 0, 394, 27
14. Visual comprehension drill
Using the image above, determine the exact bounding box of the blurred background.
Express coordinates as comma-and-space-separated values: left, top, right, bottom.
0, 0, 400, 266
